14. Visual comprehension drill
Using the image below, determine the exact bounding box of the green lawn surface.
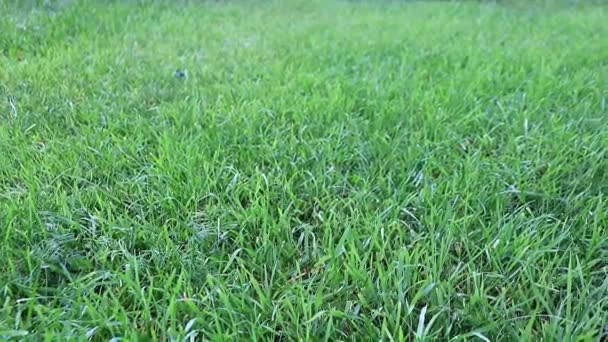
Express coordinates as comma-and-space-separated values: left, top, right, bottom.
1, 0, 607, 340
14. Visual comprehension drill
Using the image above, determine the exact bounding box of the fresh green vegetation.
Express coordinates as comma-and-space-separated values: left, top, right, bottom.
1, 0, 607, 340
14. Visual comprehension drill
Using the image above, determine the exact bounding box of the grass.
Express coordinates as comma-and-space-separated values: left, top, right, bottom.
1, 0, 607, 340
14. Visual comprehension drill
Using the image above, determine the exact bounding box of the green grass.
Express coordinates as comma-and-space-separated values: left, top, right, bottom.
1, 0, 607, 340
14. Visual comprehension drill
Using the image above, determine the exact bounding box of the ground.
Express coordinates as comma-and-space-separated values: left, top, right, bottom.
1, 0, 607, 340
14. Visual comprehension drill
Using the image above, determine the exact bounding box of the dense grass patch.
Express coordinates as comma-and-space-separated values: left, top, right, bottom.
1, 0, 607, 340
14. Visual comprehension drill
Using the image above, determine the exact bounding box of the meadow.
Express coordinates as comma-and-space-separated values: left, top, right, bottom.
1, 0, 607, 340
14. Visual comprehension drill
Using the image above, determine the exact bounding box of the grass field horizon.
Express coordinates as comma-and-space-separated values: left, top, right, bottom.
1, 0, 607, 340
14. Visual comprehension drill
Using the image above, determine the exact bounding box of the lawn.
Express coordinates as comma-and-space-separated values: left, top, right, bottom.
1, 0, 607, 340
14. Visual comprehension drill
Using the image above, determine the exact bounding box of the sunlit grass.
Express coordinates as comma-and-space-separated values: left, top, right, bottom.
1, 0, 607, 340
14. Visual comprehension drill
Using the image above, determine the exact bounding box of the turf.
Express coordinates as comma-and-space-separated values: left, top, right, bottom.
1, 0, 607, 340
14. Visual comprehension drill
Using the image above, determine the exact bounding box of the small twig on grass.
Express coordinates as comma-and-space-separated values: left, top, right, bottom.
7, 96, 18, 119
